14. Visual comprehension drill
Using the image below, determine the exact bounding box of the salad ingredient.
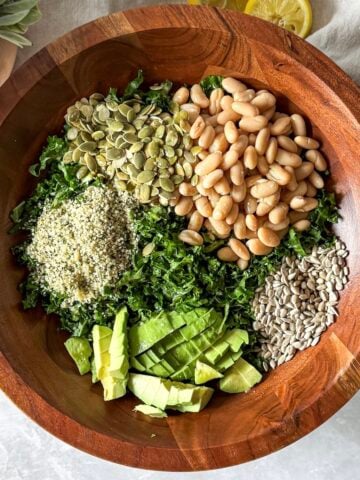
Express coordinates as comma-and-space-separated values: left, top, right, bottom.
0, 0, 41, 48
195, 360, 223, 384
244, 0, 313, 39
188, 0, 248, 11
133, 404, 168, 418
108, 307, 129, 380
64, 337, 92, 375
253, 240, 349, 370
63, 89, 195, 205
93, 317, 129, 400
26, 186, 136, 307
172, 78, 326, 262
219, 357, 262, 393
128, 373, 214, 413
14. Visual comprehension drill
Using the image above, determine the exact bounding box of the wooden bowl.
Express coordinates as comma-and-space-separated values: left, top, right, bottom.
1, 5, 360, 472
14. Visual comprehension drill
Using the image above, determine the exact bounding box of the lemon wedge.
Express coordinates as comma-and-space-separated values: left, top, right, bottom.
244, 0, 313, 38
187, 0, 248, 11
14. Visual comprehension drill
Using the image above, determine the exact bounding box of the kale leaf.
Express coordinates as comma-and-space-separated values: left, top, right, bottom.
200, 75, 224, 96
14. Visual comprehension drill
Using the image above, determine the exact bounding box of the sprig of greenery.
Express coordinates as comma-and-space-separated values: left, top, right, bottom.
200, 75, 224, 96
0, 0, 41, 48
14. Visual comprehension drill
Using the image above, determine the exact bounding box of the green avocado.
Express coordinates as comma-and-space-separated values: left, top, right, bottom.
130, 356, 146, 372
102, 376, 127, 401
91, 357, 99, 383
128, 373, 214, 413
92, 325, 113, 380
133, 404, 167, 418
219, 358, 262, 393
108, 307, 129, 378
215, 350, 242, 372
224, 329, 249, 352
64, 336, 92, 375
129, 311, 186, 356
194, 360, 223, 384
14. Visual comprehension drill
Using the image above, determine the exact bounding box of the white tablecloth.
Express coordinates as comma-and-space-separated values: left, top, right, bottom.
2, 1, 360, 479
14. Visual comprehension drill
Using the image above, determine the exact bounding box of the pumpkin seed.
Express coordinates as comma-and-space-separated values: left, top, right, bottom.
98, 106, 110, 122
106, 148, 123, 161
116, 171, 129, 181
172, 174, 184, 185
157, 157, 169, 169
80, 104, 93, 119
139, 184, 151, 203
133, 118, 145, 130
167, 156, 178, 166
153, 178, 161, 188
137, 170, 155, 184
122, 123, 136, 134
85, 153, 98, 173
142, 242, 155, 257
183, 134, 193, 150
114, 178, 127, 191
147, 141, 160, 157
132, 152, 146, 170
159, 197, 169, 207
155, 125, 165, 138
127, 164, 141, 179
159, 189, 174, 200
118, 104, 132, 117
112, 158, 126, 169
107, 119, 124, 132
180, 119, 191, 132
76, 166, 89, 180
63, 151, 73, 164
159, 169, 171, 179
96, 154, 107, 167
129, 142, 144, 153
176, 148, 183, 157
169, 100, 180, 114
164, 145, 175, 158
165, 130, 178, 147
132, 103, 141, 113
127, 109, 136, 123
191, 174, 199, 186
175, 164, 185, 176
185, 151, 197, 163
138, 126, 154, 139
144, 158, 156, 171
92, 130, 105, 141
160, 178, 175, 192
67, 127, 78, 141
123, 133, 139, 144
183, 162, 193, 178
106, 100, 119, 111
79, 141, 97, 153
151, 186, 159, 197
142, 136, 152, 144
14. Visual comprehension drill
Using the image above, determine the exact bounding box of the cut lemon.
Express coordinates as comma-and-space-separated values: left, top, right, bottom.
187, 0, 248, 11
244, 0, 313, 38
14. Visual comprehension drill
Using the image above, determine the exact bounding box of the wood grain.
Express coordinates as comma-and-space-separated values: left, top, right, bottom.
0, 4, 360, 471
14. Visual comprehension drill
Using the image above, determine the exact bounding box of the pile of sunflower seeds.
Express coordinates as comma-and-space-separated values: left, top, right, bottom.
252, 240, 349, 370
63, 93, 201, 205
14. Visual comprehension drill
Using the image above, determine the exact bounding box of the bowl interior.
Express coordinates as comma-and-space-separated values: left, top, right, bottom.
1, 5, 360, 471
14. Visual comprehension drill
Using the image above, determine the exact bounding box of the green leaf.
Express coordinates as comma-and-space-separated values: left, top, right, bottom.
0, 0, 37, 15
18, 4, 41, 26
123, 69, 144, 97
0, 29, 31, 46
0, 10, 29, 26
200, 75, 224, 97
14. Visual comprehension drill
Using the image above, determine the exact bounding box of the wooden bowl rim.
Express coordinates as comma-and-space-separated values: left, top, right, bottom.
1, 4, 360, 471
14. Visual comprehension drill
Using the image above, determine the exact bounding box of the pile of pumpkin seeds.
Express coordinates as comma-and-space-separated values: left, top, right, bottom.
63, 93, 201, 205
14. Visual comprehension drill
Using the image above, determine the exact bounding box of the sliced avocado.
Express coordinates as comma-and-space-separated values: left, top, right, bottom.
179, 309, 220, 340
64, 336, 92, 375
149, 363, 171, 378
195, 360, 223, 384
92, 325, 113, 380
147, 349, 161, 364
219, 358, 262, 393
170, 362, 195, 381
128, 374, 213, 413
130, 356, 146, 372
108, 307, 129, 378
137, 351, 156, 369
129, 311, 186, 356
215, 350, 242, 372
203, 340, 230, 365
172, 386, 214, 413
133, 404, 168, 418
224, 329, 249, 352
128, 374, 171, 410
159, 329, 185, 352
102, 376, 127, 401
91, 357, 99, 383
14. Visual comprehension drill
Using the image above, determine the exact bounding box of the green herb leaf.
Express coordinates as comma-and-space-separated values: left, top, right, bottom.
200, 75, 224, 97
123, 69, 144, 97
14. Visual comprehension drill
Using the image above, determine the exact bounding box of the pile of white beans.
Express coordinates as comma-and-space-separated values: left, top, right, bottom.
171, 77, 327, 270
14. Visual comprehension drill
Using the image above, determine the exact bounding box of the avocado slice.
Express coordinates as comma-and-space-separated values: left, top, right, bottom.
92, 325, 113, 380
215, 350, 242, 372
134, 404, 168, 418
129, 311, 186, 356
91, 357, 99, 383
195, 360, 223, 384
203, 341, 230, 365
102, 376, 127, 401
219, 358, 262, 393
170, 362, 195, 381
64, 336, 92, 375
130, 356, 146, 372
137, 351, 156, 369
108, 307, 129, 378
149, 363, 171, 378
128, 373, 213, 413
224, 329, 249, 352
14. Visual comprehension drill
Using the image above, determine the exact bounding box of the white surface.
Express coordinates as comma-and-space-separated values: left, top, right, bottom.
3, 0, 360, 478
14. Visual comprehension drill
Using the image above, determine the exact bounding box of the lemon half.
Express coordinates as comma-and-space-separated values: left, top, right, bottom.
244, 0, 313, 38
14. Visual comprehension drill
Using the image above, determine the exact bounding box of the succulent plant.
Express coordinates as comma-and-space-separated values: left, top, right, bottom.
0, 0, 41, 48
